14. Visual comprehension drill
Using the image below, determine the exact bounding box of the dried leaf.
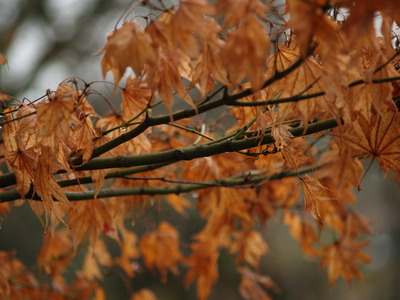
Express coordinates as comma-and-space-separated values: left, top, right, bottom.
185, 240, 219, 300
140, 222, 182, 282
301, 174, 333, 225
116, 231, 140, 278
338, 109, 400, 172
101, 22, 158, 89
238, 267, 280, 300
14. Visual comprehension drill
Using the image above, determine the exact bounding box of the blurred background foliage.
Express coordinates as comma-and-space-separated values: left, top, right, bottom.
0, 0, 400, 299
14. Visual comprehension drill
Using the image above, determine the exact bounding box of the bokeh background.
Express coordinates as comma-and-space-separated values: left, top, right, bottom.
1, 1, 400, 299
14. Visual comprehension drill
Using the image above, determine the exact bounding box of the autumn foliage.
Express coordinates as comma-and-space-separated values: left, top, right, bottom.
1, 0, 400, 299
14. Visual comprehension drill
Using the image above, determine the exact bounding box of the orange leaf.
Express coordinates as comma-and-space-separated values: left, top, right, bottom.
0, 251, 39, 299
100, 22, 158, 89
67, 199, 113, 248
301, 174, 333, 225
217, 0, 267, 28
166, 194, 191, 215
321, 215, 371, 286
140, 222, 182, 282
116, 231, 140, 278
36, 84, 76, 137
238, 267, 280, 300
338, 109, 400, 173
122, 77, 153, 121
0, 53, 7, 65
231, 230, 268, 268
37, 229, 73, 291
272, 124, 309, 169
82, 239, 112, 280
184, 240, 219, 300
222, 15, 270, 90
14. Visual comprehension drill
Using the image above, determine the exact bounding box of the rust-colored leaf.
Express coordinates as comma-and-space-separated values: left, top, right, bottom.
238, 267, 280, 300
101, 22, 158, 88
337, 109, 400, 173
140, 222, 182, 282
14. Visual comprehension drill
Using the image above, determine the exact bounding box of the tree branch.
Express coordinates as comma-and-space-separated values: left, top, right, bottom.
75, 118, 339, 171
0, 164, 326, 202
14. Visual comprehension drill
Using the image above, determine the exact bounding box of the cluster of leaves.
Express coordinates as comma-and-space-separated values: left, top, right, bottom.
1, 0, 400, 299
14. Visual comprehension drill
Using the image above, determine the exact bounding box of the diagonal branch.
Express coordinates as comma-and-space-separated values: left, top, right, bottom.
71, 54, 308, 165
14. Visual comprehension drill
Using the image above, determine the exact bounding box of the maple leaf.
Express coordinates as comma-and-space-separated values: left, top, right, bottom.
301, 174, 334, 225
0, 251, 39, 300
238, 267, 280, 300
139, 222, 183, 282
166, 194, 191, 215
82, 239, 113, 280
36, 84, 76, 137
116, 231, 140, 278
146, 49, 194, 114
337, 109, 400, 173
317, 146, 364, 192
67, 199, 113, 248
184, 240, 219, 300
5, 143, 36, 198
283, 211, 320, 256
191, 31, 228, 97
122, 77, 153, 121
0, 52, 7, 65
216, 0, 268, 28
321, 214, 371, 286
32, 146, 74, 227
222, 14, 270, 90
70, 114, 96, 165
100, 22, 158, 88
231, 230, 268, 268
169, 0, 216, 58
271, 124, 309, 169
37, 229, 74, 292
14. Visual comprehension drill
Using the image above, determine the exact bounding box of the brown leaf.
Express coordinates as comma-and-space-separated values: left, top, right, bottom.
337, 109, 400, 173
321, 215, 371, 286
82, 239, 112, 280
216, 0, 267, 28
36, 84, 76, 137
238, 267, 280, 300
271, 124, 309, 169
301, 174, 333, 225
116, 231, 140, 278
166, 194, 191, 215
100, 22, 158, 89
0, 251, 39, 299
140, 222, 182, 282
122, 77, 153, 121
67, 199, 113, 248
0, 53, 7, 65
231, 230, 268, 268
37, 229, 73, 291
184, 240, 219, 300
222, 15, 270, 90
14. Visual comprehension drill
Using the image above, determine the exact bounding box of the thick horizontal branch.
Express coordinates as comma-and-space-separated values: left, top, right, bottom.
76, 118, 339, 171
0, 165, 324, 202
